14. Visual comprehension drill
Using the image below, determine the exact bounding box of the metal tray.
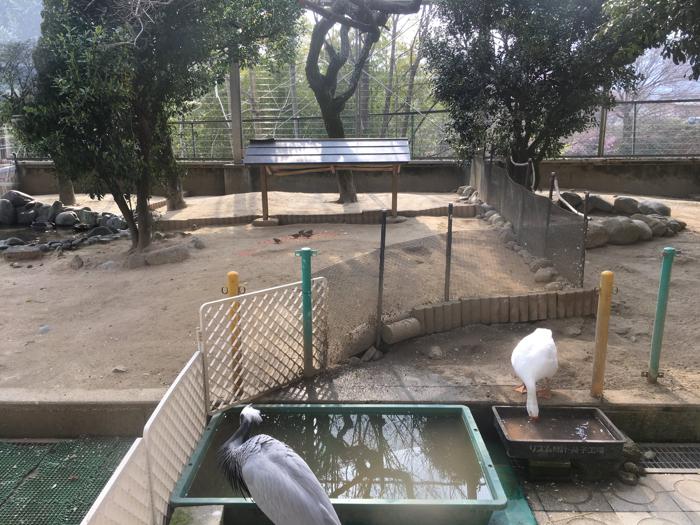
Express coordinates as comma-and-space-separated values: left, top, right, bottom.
493, 406, 625, 461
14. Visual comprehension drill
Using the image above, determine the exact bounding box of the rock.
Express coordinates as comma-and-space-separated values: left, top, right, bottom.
545, 281, 563, 291
3, 246, 43, 261
69, 255, 84, 270
31, 221, 51, 232
623, 462, 640, 474
487, 213, 502, 225
361, 346, 377, 362
38, 324, 50, 334
613, 196, 640, 215
560, 191, 583, 209
125, 253, 147, 269
78, 209, 99, 227
48, 201, 63, 222
638, 199, 671, 216
34, 203, 51, 222
631, 220, 653, 241
534, 267, 557, 283
666, 219, 683, 233
190, 236, 205, 249
143, 244, 190, 266
38, 244, 50, 253
112, 365, 128, 373
498, 229, 516, 243
5, 237, 26, 246
99, 260, 116, 270
484, 210, 497, 219
55, 211, 79, 227
372, 349, 384, 361
0, 199, 15, 225
16, 208, 37, 226
602, 217, 640, 245
422, 345, 444, 360
565, 325, 582, 337
86, 226, 114, 238
630, 214, 666, 237
586, 194, 614, 213
529, 258, 552, 272
623, 437, 643, 463
153, 231, 166, 241
106, 216, 127, 230
349, 356, 362, 366
617, 470, 638, 486
1, 190, 34, 207
586, 221, 609, 248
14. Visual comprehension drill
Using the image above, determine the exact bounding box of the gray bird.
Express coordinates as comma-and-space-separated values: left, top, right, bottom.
218, 406, 341, 525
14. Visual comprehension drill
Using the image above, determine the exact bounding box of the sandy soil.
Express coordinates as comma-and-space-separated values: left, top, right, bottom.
1, 216, 518, 390
1, 193, 698, 397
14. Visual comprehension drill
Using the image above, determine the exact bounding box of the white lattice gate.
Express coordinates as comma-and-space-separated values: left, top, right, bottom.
198, 277, 328, 413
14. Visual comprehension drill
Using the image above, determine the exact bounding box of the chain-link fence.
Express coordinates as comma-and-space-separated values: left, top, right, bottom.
315, 202, 558, 362
561, 99, 700, 157
471, 156, 585, 285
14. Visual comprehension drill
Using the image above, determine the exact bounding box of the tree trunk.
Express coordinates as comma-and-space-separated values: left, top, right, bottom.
320, 103, 358, 203
57, 172, 76, 205
165, 168, 186, 211
380, 15, 398, 136
136, 173, 152, 251
110, 184, 139, 250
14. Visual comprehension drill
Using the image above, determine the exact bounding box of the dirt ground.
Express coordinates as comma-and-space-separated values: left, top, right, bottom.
1, 193, 698, 397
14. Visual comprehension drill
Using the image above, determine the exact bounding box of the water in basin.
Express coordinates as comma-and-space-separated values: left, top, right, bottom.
186, 411, 492, 501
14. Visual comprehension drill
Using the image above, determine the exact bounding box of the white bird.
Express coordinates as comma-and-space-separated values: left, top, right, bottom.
218, 406, 341, 525
511, 328, 558, 420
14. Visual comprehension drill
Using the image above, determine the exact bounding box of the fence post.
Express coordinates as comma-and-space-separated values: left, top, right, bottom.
375, 210, 388, 348
632, 102, 638, 156
190, 122, 196, 158
544, 173, 556, 255
295, 247, 318, 378
410, 113, 415, 157
591, 271, 614, 398
579, 192, 590, 287
444, 203, 453, 301
646, 247, 676, 383
226, 272, 243, 395
597, 107, 607, 157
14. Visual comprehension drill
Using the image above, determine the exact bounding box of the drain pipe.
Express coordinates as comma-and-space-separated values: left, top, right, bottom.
591, 271, 614, 398
645, 247, 676, 384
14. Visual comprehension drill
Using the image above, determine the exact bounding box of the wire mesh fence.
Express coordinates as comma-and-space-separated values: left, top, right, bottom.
471, 156, 585, 285
169, 110, 453, 160
561, 99, 700, 157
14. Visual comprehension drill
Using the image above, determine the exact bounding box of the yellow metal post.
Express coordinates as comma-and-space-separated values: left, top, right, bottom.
591, 271, 614, 398
227, 271, 243, 396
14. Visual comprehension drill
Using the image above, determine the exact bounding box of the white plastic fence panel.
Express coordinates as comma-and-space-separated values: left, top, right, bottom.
80, 438, 152, 525
199, 277, 328, 413
143, 351, 207, 525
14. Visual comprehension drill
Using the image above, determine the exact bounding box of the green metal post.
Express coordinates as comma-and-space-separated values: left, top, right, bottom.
647, 247, 676, 383
295, 247, 317, 378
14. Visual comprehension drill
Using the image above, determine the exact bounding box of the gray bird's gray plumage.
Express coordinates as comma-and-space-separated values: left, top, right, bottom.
218, 405, 341, 525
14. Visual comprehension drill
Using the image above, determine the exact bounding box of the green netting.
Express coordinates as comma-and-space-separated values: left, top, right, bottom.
0, 438, 134, 525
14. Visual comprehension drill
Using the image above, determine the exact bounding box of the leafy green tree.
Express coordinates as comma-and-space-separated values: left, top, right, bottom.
0, 40, 36, 122
604, 0, 700, 80
18, 0, 301, 251
426, 0, 640, 186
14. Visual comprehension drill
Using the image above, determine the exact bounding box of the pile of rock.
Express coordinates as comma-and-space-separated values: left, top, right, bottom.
0, 190, 128, 231
475, 204, 565, 287
580, 195, 686, 249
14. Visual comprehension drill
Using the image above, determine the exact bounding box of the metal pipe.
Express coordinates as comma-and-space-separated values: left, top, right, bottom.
375, 210, 388, 348
444, 203, 453, 301
632, 102, 638, 156
544, 173, 556, 255
580, 192, 590, 288
591, 271, 615, 398
295, 247, 318, 378
647, 247, 676, 383
597, 107, 608, 157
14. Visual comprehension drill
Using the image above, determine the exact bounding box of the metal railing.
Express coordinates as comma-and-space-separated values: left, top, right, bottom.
561, 98, 700, 157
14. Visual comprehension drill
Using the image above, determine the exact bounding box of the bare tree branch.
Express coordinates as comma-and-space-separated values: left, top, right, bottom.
299, 0, 377, 33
